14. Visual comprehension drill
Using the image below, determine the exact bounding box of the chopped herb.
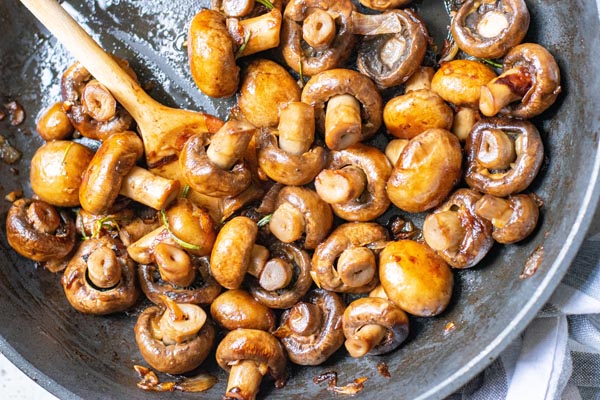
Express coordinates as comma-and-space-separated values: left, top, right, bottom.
235, 30, 251, 59
257, 214, 272, 227
256, 0, 274, 10
481, 58, 503, 69
61, 142, 74, 165
160, 209, 202, 251
181, 184, 190, 199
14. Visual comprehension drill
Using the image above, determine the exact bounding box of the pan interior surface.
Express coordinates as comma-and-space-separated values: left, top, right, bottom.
0, 0, 599, 399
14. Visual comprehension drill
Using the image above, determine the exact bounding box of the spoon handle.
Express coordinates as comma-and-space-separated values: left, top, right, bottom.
19, 0, 159, 122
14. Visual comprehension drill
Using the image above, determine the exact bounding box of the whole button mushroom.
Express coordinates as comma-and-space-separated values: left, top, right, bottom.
210, 289, 276, 332
315, 144, 392, 222
431, 59, 497, 108
216, 328, 287, 400
311, 222, 388, 293
30, 140, 94, 207
179, 120, 255, 198
465, 117, 544, 197
379, 240, 454, 317
79, 131, 180, 215
238, 59, 301, 128
475, 193, 540, 244
302, 68, 383, 150
269, 185, 333, 250
423, 188, 494, 269
274, 288, 345, 365
386, 128, 462, 213
36, 101, 74, 141
353, 9, 429, 88
62, 236, 139, 315
343, 296, 409, 357
281, 0, 356, 76
479, 43, 561, 118
451, 0, 530, 59
358, 0, 413, 11
135, 298, 215, 374
6, 198, 76, 265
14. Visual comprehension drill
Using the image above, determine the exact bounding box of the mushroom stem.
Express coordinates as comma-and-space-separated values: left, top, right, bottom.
269, 202, 306, 243
159, 301, 207, 345
452, 107, 480, 142
475, 129, 516, 169
226, 359, 266, 400
423, 210, 465, 251
479, 67, 532, 116
247, 244, 270, 278
230, 8, 283, 58
259, 258, 294, 291
384, 139, 409, 166
287, 302, 323, 336
278, 102, 315, 155
337, 246, 376, 288
26, 200, 60, 234
404, 66, 435, 92
315, 165, 367, 204
345, 324, 387, 358
325, 94, 362, 150
87, 246, 121, 289
81, 80, 116, 122
476, 10, 509, 38
154, 242, 195, 287
474, 194, 513, 228
120, 166, 180, 210
127, 226, 169, 264
206, 121, 255, 170
302, 8, 336, 50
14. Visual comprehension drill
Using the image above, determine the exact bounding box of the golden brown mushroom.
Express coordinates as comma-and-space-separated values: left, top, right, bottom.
210, 289, 276, 332
451, 0, 530, 59
431, 59, 497, 108
36, 101, 74, 141
475, 193, 540, 244
357, 0, 413, 11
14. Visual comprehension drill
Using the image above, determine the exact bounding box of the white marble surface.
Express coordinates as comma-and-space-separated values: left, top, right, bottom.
0, 352, 58, 400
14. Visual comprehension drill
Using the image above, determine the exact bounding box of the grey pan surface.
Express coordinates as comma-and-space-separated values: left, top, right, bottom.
0, 0, 599, 399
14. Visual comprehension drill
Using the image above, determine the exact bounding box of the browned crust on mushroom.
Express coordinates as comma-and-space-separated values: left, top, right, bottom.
61, 237, 139, 314
465, 117, 544, 197
312, 222, 388, 293
301, 68, 383, 143
451, 0, 530, 59
134, 306, 215, 374
476, 194, 540, 244
358, 0, 413, 11
257, 129, 327, 186
281, 0, 356, 76
210, 289, 276, 331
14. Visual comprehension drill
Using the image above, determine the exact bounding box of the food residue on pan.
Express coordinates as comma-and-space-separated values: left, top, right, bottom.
313, 370, 368, 395
520, 245, 544, 279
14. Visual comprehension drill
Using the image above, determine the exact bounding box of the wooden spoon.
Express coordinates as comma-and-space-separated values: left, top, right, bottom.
19, 0, 224, 177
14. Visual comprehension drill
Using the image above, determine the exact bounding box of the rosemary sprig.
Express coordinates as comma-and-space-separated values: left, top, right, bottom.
236, 30, 252, 59
256, 0, 274, 10
257, 214, 273, 227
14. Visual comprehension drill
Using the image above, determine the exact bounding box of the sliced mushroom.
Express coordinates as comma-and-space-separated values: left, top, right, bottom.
475, 193, 540, 244
451, 0, 530, 59
210, 289, 276, 332
353, 9, 429, 88
281, 0, 356, 76
179, 120, 255, 198
431, 59, 497, 108
302, 68, 383, 150
379, 240, 453, 317
479, 43, 561, 118
423, 188, 494, 269
134, 301, 215, 374
36, 101, 74, 141
216, 328, 287, 399
62, 236, 139, 314
465, 117, 544, 197
274, 288, 345, 365
6, 198, 76, 264
343, 296, 409, 357
312, 222, 388, 293
387, 128, 462, 213
269, 185, 333, 250
315, 144, 392, 221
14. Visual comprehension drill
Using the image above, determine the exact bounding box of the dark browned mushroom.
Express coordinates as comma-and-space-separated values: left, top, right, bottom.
315, 144, 392, 221
479, 43, 561, 118
248, 241, 313, 309
431, 59, 497, 108
274, 288, 345, 365
451, 0, 530, 59
6, 198, 76, 265
353, 9, 429, 88
475, 193, 540, 244
357, 0, 413, 11
216, 328, 287, 399
269, 185, 333, 250
281, 0, 356, 76
342, 296, 409, 357
210, 289, 276, 331
465, 117, 544, 197
134, 299, 215, 374
301, 68, 383, 150
423, 188, 494, 269
61, 61, 134, 140
387, 128, 462, 213
312, 222, 388, 293
62, 236, 139, 314
36, 101, 74, 141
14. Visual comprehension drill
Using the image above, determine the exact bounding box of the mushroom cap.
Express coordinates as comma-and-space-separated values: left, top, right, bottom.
216, 328, 287, 383
164, 198, 217, 256
431, 60, 497, 108
301, 68, 383, 144
36, 101, 74, 141
210, 289, 276, 332
451, 0, 530, 59
358, 0, 413, 11
134, 305, 215, 374
478, 194, 540, 244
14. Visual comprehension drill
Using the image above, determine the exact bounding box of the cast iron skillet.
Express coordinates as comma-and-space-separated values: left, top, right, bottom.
0, 0, 599, 399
